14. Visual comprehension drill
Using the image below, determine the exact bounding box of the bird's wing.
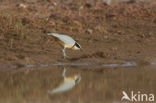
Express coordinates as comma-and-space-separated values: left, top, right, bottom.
49, 81, 75, 94
51, 33, 75, 45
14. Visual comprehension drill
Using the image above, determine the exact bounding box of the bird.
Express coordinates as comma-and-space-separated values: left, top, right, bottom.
47, 33, 82, 58
48, 68, 81, 94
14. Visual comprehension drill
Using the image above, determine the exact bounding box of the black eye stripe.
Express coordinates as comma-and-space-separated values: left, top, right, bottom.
75, 42, 80, 48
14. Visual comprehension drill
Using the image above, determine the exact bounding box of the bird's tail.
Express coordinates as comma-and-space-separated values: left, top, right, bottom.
47, 32, 60, 37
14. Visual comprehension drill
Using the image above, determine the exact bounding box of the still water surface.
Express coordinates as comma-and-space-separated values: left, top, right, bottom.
0, 62, 156, 103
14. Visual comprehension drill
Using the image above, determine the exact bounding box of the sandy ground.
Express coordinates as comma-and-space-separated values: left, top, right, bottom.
0, 0, 156, 103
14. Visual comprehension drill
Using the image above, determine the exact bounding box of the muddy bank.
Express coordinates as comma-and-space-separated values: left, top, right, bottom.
0, 0, 156, 66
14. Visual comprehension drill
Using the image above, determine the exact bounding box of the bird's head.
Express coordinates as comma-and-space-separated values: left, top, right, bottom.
72, 42, 82, 51
73, 75, 81, 84
47, 32, 52, 35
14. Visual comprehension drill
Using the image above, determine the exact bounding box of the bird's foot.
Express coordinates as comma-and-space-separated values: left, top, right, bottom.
63, 55, 69, 59
62, 68, 67, 78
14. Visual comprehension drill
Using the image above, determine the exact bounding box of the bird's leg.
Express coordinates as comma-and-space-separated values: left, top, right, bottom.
62, 68, 67, 80
62, 47, 67, 59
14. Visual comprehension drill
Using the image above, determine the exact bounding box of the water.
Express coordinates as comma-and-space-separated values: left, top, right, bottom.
48, 68, 81, 94
0, 61, 155, 69
0, 62, 156, 103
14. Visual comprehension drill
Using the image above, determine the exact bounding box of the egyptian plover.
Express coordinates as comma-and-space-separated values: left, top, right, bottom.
47, 33, 82, 58
48, 68, 81, 94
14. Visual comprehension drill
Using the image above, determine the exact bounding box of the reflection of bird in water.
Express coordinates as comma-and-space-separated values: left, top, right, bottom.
48, 68, 81, 94
47, 33, 82, 59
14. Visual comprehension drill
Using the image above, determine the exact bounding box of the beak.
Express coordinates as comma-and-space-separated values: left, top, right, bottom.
80, 48, 83, 52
